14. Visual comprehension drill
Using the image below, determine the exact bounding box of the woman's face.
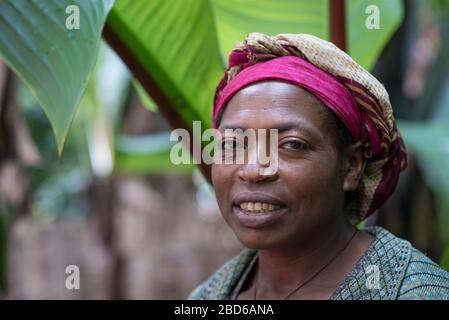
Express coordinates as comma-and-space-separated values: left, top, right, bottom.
212, 80, 357, 250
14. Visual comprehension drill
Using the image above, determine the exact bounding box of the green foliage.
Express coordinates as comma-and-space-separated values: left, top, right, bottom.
115, 133, 194, 174
211, 0, 404, 71
429, 0, 449, 15
398, 120, 449, 244
210, 0, 329, 63
133, 80, 158, 112
17, 79, 92, 221
347, 0, 403, 71
0, 0, 114, 154
0, 0, 403, 155
107, 0, 224, 129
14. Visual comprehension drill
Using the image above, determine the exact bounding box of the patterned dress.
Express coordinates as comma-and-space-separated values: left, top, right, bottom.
188, 227, 449, 300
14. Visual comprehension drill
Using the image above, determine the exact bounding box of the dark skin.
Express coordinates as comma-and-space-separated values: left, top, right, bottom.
212, 81, 374, 299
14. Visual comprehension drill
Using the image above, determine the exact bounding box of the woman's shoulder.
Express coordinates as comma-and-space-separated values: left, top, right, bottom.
360, 226, 449, 300
187, 248, 257, 300
331, 226, 449, 300
397, 246, 449, 300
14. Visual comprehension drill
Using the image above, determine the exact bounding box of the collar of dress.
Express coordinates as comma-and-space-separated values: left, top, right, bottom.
208, 226, 412, 300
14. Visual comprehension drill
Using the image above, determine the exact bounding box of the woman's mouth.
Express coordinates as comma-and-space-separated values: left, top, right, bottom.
232, 193, 288, 228
238, 202, 283, 213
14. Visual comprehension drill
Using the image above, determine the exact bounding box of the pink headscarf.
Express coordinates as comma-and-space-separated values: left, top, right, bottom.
214, 55, 363, 140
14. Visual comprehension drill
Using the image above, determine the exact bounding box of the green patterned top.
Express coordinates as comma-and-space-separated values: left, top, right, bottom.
188, 227, 449, 300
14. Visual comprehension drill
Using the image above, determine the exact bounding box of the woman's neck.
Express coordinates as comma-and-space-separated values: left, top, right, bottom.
255, 219, 356, 298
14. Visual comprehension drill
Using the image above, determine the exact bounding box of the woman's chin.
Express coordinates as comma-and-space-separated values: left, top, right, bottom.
235, 231, 282, 250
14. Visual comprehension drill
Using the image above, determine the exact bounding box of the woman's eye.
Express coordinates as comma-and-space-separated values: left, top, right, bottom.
221, 139, 244, 150
281, 140, 308, 151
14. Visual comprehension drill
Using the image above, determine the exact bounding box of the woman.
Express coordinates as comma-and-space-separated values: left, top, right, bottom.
189, 33, 449, 300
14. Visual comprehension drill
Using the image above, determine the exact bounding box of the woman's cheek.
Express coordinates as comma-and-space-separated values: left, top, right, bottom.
211, 164, 233, 208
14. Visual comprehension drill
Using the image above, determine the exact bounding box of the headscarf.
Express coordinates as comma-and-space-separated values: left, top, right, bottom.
212, 32, 407, 222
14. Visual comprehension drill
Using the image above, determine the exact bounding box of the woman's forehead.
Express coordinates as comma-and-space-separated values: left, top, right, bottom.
220, 81, 329, 132
229, 81, 318, 103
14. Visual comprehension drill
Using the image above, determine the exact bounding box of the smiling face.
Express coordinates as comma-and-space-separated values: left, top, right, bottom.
212, 80, 363, 250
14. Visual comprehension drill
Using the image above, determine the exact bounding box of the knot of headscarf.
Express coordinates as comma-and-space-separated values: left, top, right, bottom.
212, 32, 407, 222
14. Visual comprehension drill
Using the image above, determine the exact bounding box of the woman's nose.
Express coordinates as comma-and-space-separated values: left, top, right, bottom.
237, 146, 278, 184
238, 164, 278, 184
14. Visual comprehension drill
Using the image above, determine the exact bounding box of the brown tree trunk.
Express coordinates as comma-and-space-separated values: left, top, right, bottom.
0, 62, 41, 296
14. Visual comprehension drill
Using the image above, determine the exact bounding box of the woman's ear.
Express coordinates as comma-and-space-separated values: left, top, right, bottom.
343, 141, 366, 192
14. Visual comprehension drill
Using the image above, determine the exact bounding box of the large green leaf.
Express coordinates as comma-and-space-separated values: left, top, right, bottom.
106, 0, 224, 129
211, 0, 329, 63
0, 0, 114, 154
347, 0, 404, 71
212, 0, 403, 71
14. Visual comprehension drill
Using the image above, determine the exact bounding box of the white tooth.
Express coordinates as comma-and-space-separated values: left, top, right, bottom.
254, 202, 262, 210
262, 203, 268, 210
247, 202, 254, 211
268, 204, 274, 211
241, 203, 247, 209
